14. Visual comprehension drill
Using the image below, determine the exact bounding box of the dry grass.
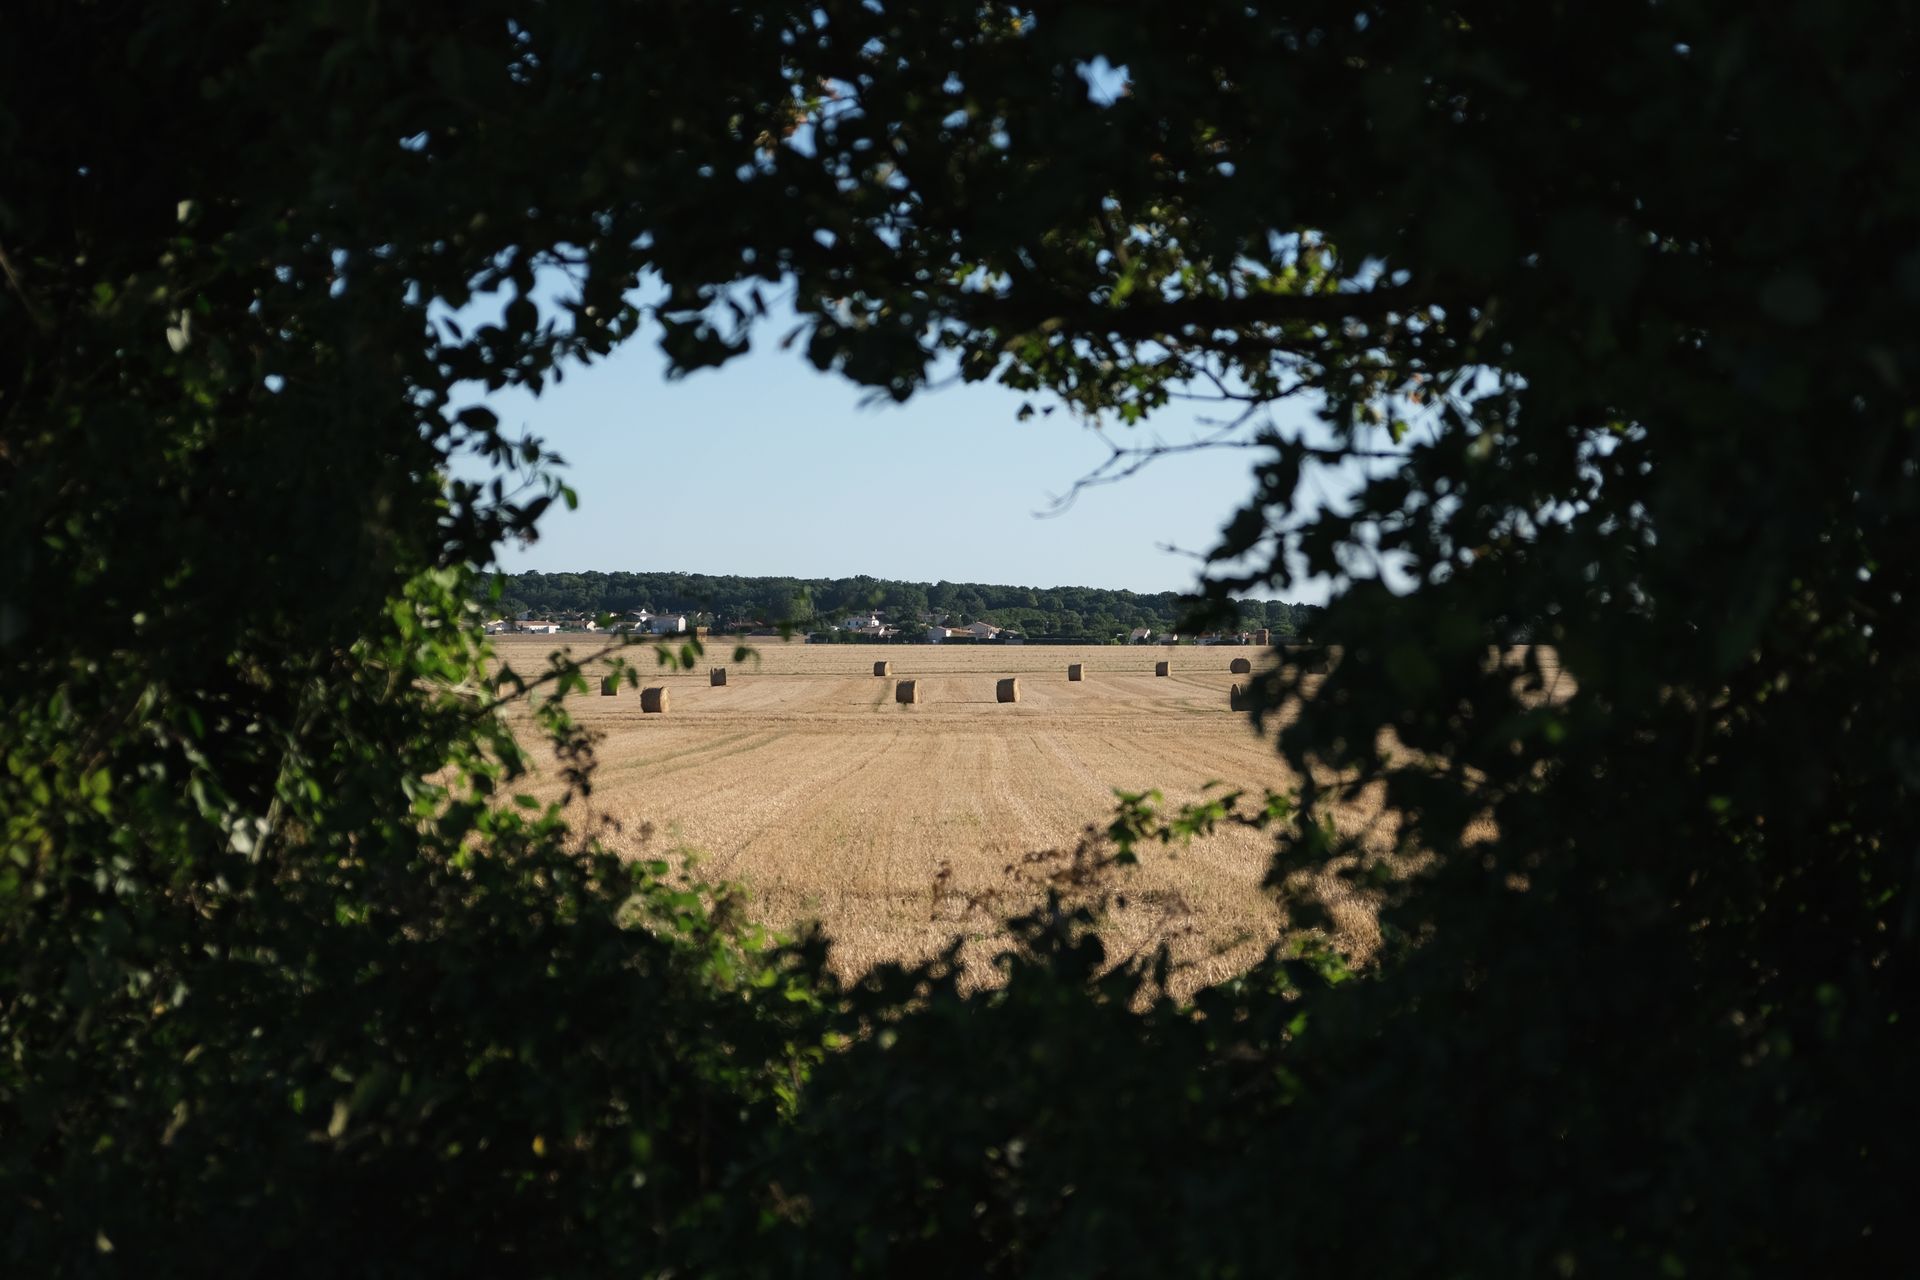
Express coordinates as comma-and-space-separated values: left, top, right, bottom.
491, 638, 1543, 992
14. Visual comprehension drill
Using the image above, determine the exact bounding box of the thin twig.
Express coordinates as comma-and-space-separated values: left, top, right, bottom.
0, 241, 52, 331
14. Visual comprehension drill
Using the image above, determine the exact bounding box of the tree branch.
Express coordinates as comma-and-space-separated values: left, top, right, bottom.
0, 241, 52, 332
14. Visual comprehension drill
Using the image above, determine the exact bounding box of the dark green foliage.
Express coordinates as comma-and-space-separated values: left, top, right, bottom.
491, 569, 1304, 641
5, 1, 1917, 1275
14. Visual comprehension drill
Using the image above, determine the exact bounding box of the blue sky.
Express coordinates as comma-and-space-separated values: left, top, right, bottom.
468, 324, 1331, 600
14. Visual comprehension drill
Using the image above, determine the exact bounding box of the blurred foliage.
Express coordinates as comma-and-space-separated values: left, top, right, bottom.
4, 0, 1916, 1275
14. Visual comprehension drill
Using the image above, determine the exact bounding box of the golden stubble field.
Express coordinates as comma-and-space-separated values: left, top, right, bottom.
491, 636, 1489, 988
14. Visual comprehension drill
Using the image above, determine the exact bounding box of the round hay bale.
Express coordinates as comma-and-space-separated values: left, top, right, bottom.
996, 677, 1019, 703
1229, 657, 1252, 674
895, 679, 920, 704
1067, 663, 1085, 681
600, 675, 619, 696
873, 660, 892, 677
1229, 682, 1250, 711
1155, 660, 1170, 677
710, 667, 727, 686
640, 686, 669, 713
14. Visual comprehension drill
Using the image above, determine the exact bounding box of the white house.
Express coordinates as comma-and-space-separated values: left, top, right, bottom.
842, 612, 885, 631
926, 625, 954, 643
517, 620, 561, 635
965, 621, 1001, 640
648, 614, 688, 635
1129, 627, 1155, 643
483, 619, 509, 635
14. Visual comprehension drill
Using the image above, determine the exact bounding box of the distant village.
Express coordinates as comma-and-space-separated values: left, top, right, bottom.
484, 607, 1276, 646
482, 570, 1317, 645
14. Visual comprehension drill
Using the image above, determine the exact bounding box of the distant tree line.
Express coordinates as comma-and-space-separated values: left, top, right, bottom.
488, 570, 1320, 640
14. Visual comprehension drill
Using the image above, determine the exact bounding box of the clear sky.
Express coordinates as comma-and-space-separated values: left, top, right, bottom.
467, 320, 1330, 600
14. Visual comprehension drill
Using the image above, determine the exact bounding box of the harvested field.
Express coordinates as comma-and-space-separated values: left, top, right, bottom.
490, 638, 1555, 988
